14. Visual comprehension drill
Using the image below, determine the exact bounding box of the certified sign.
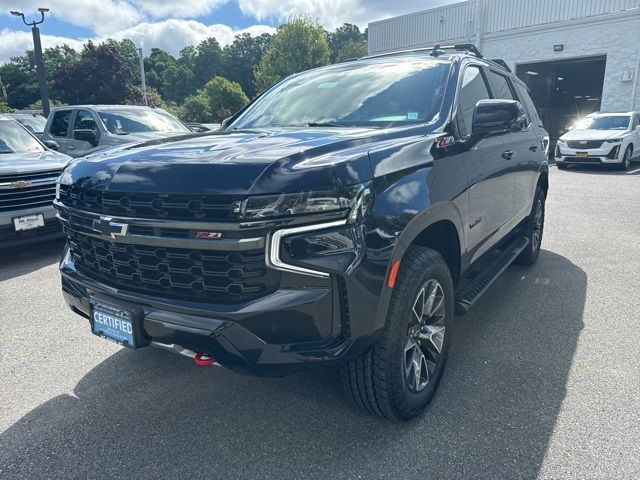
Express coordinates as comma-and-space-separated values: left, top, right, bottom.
13, 213, 45, 232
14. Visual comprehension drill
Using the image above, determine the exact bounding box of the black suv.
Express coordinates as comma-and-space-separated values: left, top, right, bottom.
56, 45, 549, 420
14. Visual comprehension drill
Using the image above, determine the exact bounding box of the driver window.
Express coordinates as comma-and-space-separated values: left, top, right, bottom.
458, 66, 490, 137
74, 110, 98, 133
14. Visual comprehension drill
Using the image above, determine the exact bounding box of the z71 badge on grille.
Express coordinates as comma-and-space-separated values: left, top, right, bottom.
196, 231, 223, 240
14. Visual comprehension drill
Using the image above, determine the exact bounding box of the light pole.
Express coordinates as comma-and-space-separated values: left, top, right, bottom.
10, 8, 51, 116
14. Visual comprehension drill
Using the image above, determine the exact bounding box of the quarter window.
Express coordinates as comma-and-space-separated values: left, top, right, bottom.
458, 66, 491, 137
49, 110, 72, 137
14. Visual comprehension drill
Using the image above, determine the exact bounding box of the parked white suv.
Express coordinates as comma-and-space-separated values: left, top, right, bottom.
42, 105, 191, 158
555, 112, 640, 170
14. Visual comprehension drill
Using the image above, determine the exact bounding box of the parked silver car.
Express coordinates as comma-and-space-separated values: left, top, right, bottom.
42, 105, 191, 158
7, 112, 47, 140
0, 115, 72, 248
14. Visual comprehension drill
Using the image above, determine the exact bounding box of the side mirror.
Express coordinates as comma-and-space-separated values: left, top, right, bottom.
635, 125, 640, 131
220, 117, 231, 130
43, 140, 59, 150
74, 128, 98, 147
472, 100, 527, 136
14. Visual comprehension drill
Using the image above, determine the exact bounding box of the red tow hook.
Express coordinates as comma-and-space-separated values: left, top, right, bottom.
194, 352, 216, 366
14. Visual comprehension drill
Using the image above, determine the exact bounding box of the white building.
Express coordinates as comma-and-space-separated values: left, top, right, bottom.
368, 0, 640, 138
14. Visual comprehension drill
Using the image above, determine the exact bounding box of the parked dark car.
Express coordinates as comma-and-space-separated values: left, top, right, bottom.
0, 115, 71, 248
55, 45, 549, 420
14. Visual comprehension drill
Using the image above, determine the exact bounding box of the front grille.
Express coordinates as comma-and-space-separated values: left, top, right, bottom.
67, 230, 280, 304
58, 185, 243, 221
0, 169, 60, 213
566, 140, 603, 149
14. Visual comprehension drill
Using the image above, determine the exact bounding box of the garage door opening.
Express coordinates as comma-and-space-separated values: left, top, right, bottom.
516, 56, 607, 145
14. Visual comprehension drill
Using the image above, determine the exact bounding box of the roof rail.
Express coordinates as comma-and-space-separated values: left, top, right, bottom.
489, 59, 512, 73
430, 43, 484, 58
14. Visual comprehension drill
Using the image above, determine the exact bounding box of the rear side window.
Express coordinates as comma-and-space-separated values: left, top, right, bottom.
486, 70, 515, 100
50, 110, 72, 137
74, 110, 98, 131
514, 83, 542, 126
458, 66, 491, 137
633, 115, 640, 129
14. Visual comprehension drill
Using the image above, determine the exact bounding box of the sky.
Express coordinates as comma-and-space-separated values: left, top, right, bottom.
0, 0, 458, 63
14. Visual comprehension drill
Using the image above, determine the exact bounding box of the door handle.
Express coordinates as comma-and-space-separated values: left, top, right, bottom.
529, 145, 539, 152
502, 150, 515, 160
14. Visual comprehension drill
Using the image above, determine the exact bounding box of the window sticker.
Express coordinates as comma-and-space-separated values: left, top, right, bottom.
317, 82, 338, 89
407, 112, 419, 120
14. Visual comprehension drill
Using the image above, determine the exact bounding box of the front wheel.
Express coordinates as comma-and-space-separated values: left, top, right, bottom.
515, 186, 546, 266
341, 247, 454, 421
618, 145, 632, 171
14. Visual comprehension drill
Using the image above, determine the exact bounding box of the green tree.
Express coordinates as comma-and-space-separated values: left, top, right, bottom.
53, 41, 137, 105
182, 77, 248, 123
222, 33, 272, 98
328, 23, 367, 62
182, 93, 211, 123
110, 39, 141, 83
193, 38, 223, 87
0, 44, 79, 109
255, 17, 330, 93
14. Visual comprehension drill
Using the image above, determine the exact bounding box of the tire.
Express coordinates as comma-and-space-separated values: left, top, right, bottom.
556, 163, 567, 170
515, 186, 546, 266
341, 247, 454, 421
618, 145, 632, 171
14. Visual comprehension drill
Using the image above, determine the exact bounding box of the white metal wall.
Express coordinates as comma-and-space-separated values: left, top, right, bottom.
368, 0, 640, 54
483, 0, 640, 33
368, 2, 476, 54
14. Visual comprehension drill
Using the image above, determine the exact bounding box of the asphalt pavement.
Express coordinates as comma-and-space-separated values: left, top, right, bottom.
1, 165, 639, 479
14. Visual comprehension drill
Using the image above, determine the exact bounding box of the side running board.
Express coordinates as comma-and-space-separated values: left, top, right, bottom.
454, 236, 529, 315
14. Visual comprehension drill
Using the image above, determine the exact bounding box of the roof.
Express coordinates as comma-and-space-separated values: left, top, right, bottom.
50, 105, 155, 112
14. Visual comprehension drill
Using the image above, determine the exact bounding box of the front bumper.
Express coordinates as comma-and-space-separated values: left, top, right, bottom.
555, 143, 623, 165
0, 205, 63, 248
59, 216, 393, 375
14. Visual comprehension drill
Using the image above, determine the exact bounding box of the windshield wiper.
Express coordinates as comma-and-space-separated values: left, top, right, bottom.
307, 122, 350, 128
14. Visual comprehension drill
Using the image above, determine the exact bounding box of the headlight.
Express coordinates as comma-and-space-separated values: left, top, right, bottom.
55, 182, 61, 201
242, 184, 372, 222
606, 138, 623, 143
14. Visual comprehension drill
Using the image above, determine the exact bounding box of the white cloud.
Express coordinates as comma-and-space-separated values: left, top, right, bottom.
108, 19, 275, 55
0, 28, 86, 63
1, 0, 143, 36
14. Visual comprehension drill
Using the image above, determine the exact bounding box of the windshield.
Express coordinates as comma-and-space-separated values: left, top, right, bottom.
16, 116, 47, 133
230, 59, 451, 129
97, 109, 190, 135
577, 116, 631, 131
0, 120, 45, 155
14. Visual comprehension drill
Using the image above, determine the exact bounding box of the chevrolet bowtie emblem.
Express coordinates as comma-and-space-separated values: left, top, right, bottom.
14, 180, 31, 189
93, 216, 129, 239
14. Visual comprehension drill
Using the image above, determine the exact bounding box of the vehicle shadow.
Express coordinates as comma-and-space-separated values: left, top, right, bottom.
0, 239, 65, 282
0, 250, 586, 480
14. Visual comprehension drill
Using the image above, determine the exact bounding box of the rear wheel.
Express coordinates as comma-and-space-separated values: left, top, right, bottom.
515, 186, 546, 266
618, 145, 632, 171
341, 247, 454, 421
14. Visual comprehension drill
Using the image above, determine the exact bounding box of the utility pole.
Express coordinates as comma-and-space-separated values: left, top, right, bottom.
138, 48, 148, 106
10, 8, 51, 117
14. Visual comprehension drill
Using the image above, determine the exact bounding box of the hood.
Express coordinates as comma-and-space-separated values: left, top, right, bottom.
560, 129, 628, 141
0, 150, 72, 176
61, 128, 400, 196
